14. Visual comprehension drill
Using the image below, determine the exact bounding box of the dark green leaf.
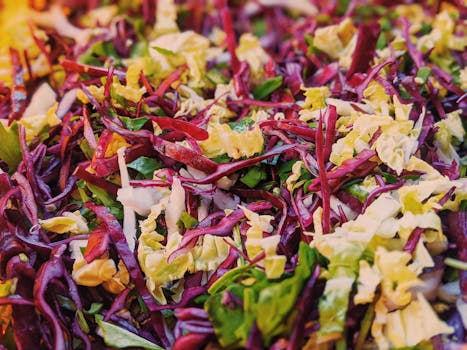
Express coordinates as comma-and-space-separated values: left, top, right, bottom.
420, 23, 432, 35
79, 139, 95, 160
240, 166, 267, 188
254, 244, 317, 343
130, 41, 149, 58
205, 286, 249, 348
212, 154, 231, 164
341, 178, 364, 189
253, 18, 267, 37
127, 156, 162, 179
252, 76, 283, 100
399, 86, 410, 100
0, 121, 22, 174
119, 116, 149, 131
381, 171, 398, 184
229, 118, 254, 133
336, 0, 351, 16
95, 315, 164, 350
355, 302, 375, 350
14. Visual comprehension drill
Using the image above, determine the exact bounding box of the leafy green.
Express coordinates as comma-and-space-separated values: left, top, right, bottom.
379, 18, 391, 32
355, 302, 375, 350
229, 117, 254, 133
212, 153, 231, 164
130, 41, 149, 58
0, 121, 22, 174
178, 211, 198, 229
205, 243, 318, 347
151, 46, 175, 56
252, 76, 283, 100
416, 67, 431, 84
304, 33, 318, 56
84, 303, 103, 315
240, 166, 267, 188
85, 183, 123, 220
277, 159, 296, 183
127, 156, 163, 179
253, 18, 267, 37
78, 41, 118, 66
381, 171, 398, 184
119, 116, 149, 131
95, 315, 164, 350
376, 33, 387, 50
77, 309, 90, 333
318, 240, 364, 337
346, 183, 368, 202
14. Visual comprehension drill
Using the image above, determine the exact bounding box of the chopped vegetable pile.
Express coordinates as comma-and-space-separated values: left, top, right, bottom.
0, 0, 466, 349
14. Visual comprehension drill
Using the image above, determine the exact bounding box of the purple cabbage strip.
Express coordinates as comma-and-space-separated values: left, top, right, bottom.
83, 203, 169, 347
287, 265, 320, 350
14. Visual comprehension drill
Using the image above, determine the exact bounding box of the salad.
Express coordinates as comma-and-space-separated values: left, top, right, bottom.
0, 0, 466, 349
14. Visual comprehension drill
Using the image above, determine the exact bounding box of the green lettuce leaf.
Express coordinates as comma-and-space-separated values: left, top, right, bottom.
95, 315, 164, 350
205, 243, 318, 347
0, 121, 22, 174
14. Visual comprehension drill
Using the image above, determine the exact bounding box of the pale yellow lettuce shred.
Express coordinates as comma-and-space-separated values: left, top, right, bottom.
104, 133, 130, 157
153, 0, 179, 37
199, 123, 264, 159
372, 293, 453, 350
76, 59, 152, 105
301, 86, 330, 111
354, 260, 381, 305
417, 10, 467, 55
374, 247, 423, 308
433, 110, 465, 163
70, 235, 129, 294
20, 103, 61, 141
330, 99, 421, 175
398, 177, 467, 214
240, 205, 286, 279
312, 152, 463, 346
79, 5, 118, 27
40, 211, 89, 234
313, 18, 357, 68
